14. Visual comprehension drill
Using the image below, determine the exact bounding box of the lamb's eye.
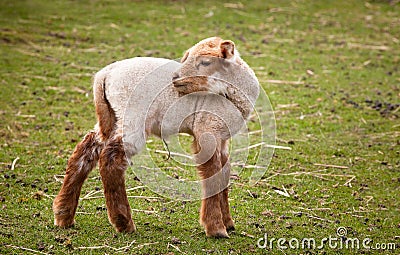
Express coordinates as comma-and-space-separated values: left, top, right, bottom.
200, 60, 211, 67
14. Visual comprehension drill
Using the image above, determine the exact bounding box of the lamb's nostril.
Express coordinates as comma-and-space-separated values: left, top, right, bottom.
172, 72, 180, 81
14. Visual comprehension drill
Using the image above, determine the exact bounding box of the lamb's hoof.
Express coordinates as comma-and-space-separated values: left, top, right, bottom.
206, 228, 229, 238
226, 225, 235, 232
54, 214, 75, 228
115, 219, 137, 233
53, 207, 75, 228
225, 220, 235, 232
124, 220, 137, 233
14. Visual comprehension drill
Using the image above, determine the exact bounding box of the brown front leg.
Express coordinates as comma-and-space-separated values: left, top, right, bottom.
220, 140, 235, 231
194, 136, 229, 238
99, 136, 136, 233
53, 131, 102, 227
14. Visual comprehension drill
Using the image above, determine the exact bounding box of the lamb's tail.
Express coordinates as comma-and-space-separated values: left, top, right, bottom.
93, 71, 116, 141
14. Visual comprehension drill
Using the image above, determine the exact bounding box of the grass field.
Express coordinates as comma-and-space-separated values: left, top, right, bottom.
1, 0, 399, 254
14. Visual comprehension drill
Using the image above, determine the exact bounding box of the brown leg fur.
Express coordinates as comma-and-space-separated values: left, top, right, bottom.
94, 74, 117, 141
220, 140, 235, 231
99, 136, 136, 233
193, 137, 229, 238
53, 131, 102, 227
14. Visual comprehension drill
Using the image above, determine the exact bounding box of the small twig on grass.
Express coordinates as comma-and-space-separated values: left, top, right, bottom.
6, 244, 50, 255
247, 189, 256, 198
272, 185, 290, 198
80, 195, 162, 200
16, 113, 36, 118
350, 214, 365, 218
82, 189, 102, 199
343, 176, 356, 187
259, 169, 357, 188
265, 144, 292, 150
80, 186, 162, 201
131, 208, 158, 214
63, 72, 93, 78
116, 242, 159, 253
127, 196, 163, 200
45, 86, 65, 92
11, 157, 19, 171
233, 142, 262, 152
168, 243, 185, 254
234, 142, 291, 152
15, 48, 44, 59
126, 186, 147, 192
261, 173, 280, 181
266, 79, 305, 85
53, 174, 64, 183
296, 207, 332, 211
77, 245, 118, 251
41, 193, 55, 198
307, 214, 334, 223
263, 169, 356, 185
347, 42, 390, 51
78, 240, 159, 253
241, 231, 255, 238
71, 87, 88, 95
246, 129, 263, 135
80, 193, 162, 201
338, 207, 373, 218
77, 240, 136, 251
224, 2, 244, 9
275, 103, 300, 109
313, 163, 349, 169
364, 196, 374, 204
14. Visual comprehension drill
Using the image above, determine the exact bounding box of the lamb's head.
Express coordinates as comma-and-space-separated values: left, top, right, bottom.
172, 37, 240, 95
172, 37, 260, 118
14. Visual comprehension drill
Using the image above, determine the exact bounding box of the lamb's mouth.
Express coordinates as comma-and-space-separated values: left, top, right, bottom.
172, 77, 190, 87
172, 82, 188, 87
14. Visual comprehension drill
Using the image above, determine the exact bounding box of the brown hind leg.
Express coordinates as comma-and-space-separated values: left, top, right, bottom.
53, 131, 102, 227
99, 135, 136, 233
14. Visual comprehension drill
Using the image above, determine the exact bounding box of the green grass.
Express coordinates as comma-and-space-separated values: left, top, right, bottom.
1, 0, 399, 254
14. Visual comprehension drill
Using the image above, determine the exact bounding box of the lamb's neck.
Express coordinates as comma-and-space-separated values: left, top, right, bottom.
213, 63, 259, 119
224, 83, 254, 119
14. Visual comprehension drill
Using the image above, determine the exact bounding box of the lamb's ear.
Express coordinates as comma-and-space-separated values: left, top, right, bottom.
181, 50, 190, 63
220, 40, 235, 59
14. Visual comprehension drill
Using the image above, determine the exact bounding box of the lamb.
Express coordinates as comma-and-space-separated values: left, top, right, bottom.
53, 37, 260, 238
